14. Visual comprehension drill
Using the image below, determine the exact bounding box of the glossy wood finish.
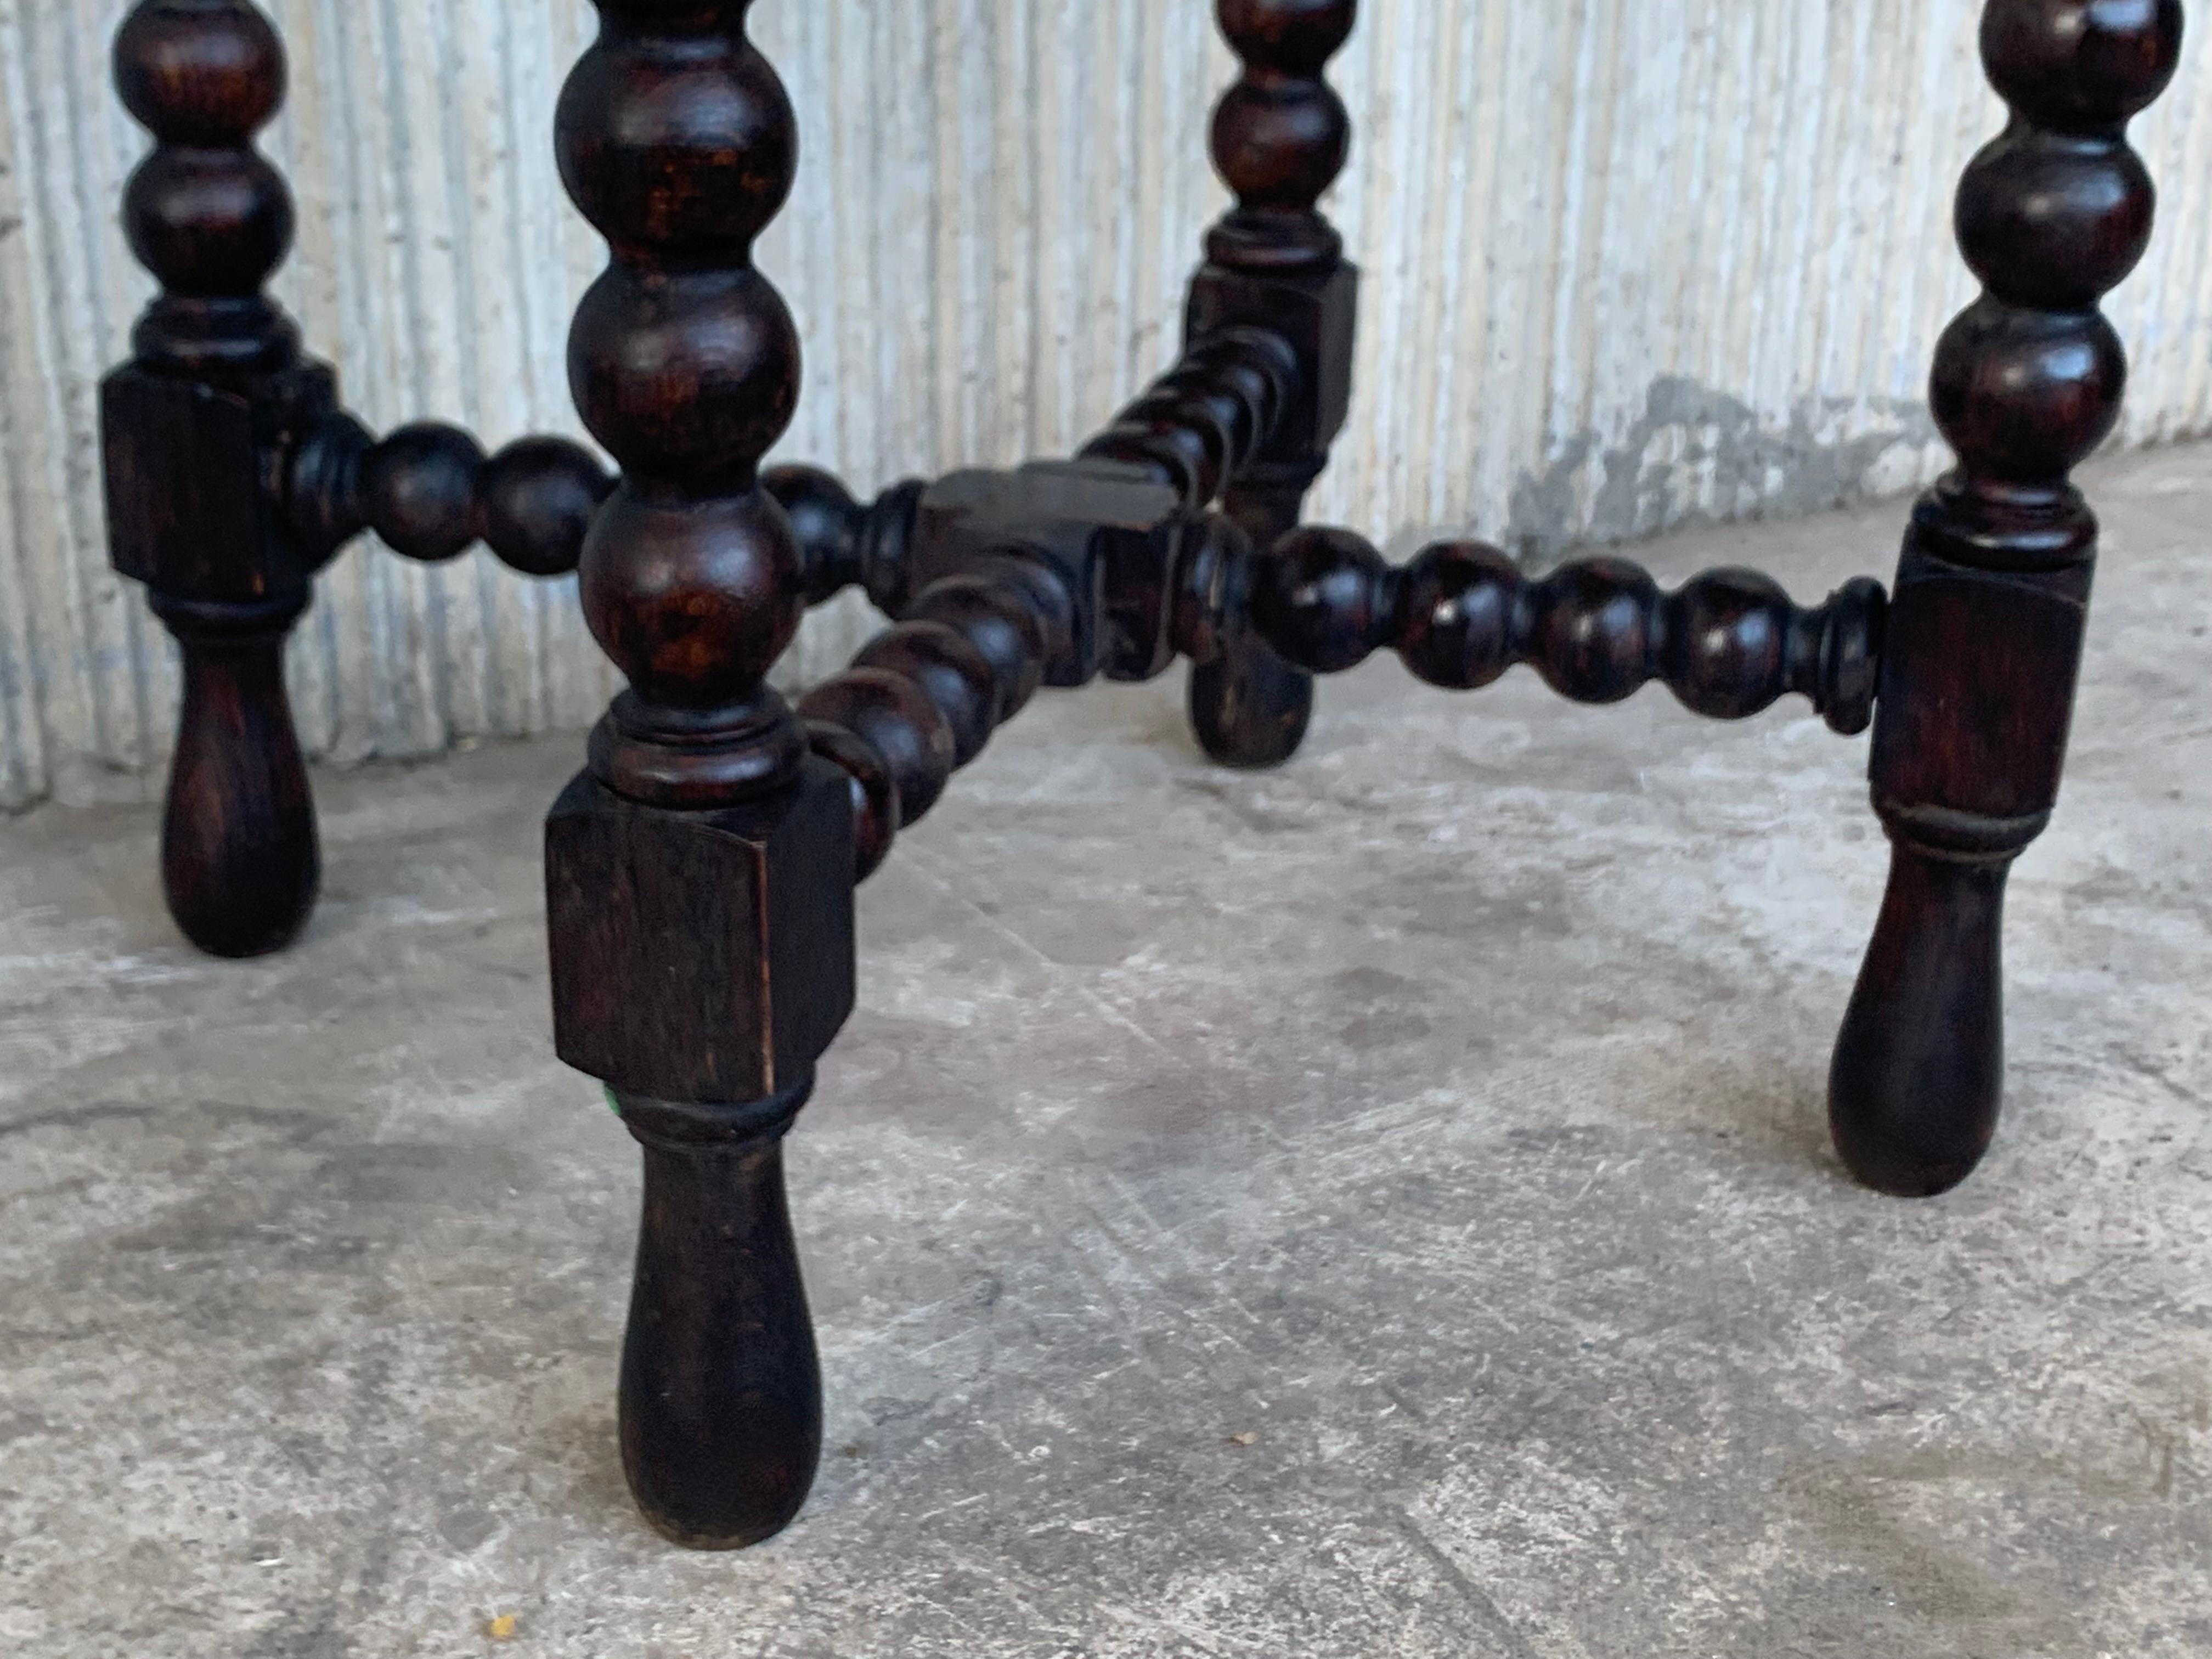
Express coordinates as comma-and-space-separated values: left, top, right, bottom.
151, 592, 317, 957
112, 0, 297, 380
104, 3, 622, 960
290, 417, 616, 578
1081, 328, 1300, 512
763, 466, 924, 608
541, 0, 856, 1550
103, 0, 330, 957
1235, 526, 1885, 732
619, 1086, 820, 1550
1829, 0, 2183, 1197
1183, 0, 1362, 769
800, 565, 1058, 881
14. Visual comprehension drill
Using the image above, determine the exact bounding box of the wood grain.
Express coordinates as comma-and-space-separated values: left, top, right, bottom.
1829, 0, 2184, 1197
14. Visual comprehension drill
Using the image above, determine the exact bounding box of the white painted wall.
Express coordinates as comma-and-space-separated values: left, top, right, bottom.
2, 0, 2207, 810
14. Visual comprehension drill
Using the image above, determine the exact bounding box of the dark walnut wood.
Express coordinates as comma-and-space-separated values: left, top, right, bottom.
541, 0, 855, 1550
103, 0, 340, 958
149, 592, 317, 957
1212, 524, 1884, 732
1182, 0, 1362, 769
96, 0, 2194, 1554
1829, 0, 2183, 1197
799, 565, 1058, 881
905, 465, 1170, 685
617, 1086, 821, 1551
1080, 327, 1300, 512
105, 2, 628, 960
289, 417, 616, 578
762, 466, 923, 608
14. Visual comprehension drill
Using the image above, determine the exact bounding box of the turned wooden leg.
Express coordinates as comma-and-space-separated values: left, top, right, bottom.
1829, 0, 2182, 1196
1831, 847, 2010, 1195
1183, 0, 1361, 769
547, 760, 853, 1549
546, 0, 857, 1548
1190, 477, 1317, 768
154, 594, 318, 957
616, 1088, 821, 1549
103, 1, 344, 957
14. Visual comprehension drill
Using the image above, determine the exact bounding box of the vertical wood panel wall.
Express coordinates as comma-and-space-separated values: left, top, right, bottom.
2, 0, 2207, 809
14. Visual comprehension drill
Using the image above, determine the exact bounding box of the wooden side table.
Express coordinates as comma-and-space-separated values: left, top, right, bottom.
98, 0, 2186, 1547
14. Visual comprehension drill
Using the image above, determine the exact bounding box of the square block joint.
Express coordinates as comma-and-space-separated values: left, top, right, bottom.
1185, 260, 1360, 469
101, 359, 341, 605
546, 759, 859, 1106
1869, 528, 2095, 838
910, 461, 1192, 685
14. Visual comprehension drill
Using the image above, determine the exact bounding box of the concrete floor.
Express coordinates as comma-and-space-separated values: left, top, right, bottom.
3, 449, 2209, 1658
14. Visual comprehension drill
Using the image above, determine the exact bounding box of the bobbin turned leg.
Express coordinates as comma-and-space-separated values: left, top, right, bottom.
1829, 0, 2182, 1197
151, 595, 316, 957
103, 0, 341, 956
545, 0, 856, 1548
1183, 0, 1361, 768
546, 776, 853, 1548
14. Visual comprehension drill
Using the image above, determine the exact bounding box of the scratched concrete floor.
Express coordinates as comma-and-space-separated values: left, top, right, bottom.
3, 448, 2210, 1658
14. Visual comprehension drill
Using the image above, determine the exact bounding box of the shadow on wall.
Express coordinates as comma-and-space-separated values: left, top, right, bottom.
1499, 376, 1940, 567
